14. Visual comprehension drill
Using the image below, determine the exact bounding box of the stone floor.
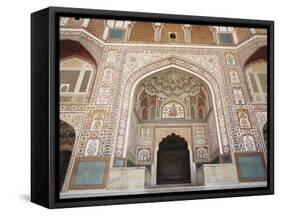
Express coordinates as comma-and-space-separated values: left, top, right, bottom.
60, 181, 267, 199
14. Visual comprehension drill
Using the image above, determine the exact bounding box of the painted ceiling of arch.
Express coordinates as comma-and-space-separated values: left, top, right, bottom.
140, 69, 203, 100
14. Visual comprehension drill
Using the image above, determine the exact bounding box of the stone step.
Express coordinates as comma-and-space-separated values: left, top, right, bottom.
148, 183, 192, 188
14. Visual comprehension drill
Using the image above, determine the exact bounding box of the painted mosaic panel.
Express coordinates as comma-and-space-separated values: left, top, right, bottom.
196, 147, 209, 161
243, 135, 256, 151
162, 102, 185, 119
233, 88, 245, 105
96, 87, 110, 104
85, 139, 100, 156
137, 148, 150, 161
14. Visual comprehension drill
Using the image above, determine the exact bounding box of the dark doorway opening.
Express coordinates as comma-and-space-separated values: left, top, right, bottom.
157, 133, 191, 185
263, 122, 267, 145
59, 120, 75, 190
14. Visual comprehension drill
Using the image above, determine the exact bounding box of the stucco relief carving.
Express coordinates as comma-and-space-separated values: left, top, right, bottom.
255, 111, 267, 144
123, 52, 221, 81
60, 112, 85, 132
233, 88, 245, 104
141, 69, 202, 100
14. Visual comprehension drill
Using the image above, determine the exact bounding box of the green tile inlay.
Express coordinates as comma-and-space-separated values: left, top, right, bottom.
110, 30, 124, 39
74, 160, 106, 185
220, 33, 233, 43
239, 156, 265, 179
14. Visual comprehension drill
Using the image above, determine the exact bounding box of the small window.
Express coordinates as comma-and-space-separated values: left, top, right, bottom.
258, 73, 267, 92
169, 32, 177, 41
219, 33, 234, 43
79, 70, 91, 92
60, 58, 94, 95
109, 30, 124, 39
215, 26, 235, 44
60, 70, 80, 92
60, 84, 70, 92
105, 20, 131, 41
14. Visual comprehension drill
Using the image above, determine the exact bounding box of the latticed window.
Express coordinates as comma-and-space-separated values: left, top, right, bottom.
60, 58, 93, 94
215, 26, 236, 44
219, 33, 233, 43
106, 20, 131, 40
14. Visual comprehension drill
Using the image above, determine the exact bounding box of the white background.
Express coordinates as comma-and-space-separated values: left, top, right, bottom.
0, 0, 278, 214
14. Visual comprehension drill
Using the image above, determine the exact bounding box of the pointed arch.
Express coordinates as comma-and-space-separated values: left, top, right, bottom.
114, 57, 229, 158
244, 46, 267, 69
157, 133, 191, 184
60, 39, 97, 66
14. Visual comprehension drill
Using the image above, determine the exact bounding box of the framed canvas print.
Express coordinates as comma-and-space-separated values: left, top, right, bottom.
31, 7, 274, 208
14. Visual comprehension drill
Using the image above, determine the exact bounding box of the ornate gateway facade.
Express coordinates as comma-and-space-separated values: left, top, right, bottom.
59, 18, 268, 198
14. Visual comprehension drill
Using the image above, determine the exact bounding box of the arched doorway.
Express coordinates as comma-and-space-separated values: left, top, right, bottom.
157, 133, 190, 184
59, 120, 76, 190
122, 65, 222, 185
114, 57, 230, 186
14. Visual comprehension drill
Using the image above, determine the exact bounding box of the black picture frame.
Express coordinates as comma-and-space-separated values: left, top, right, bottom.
31, 6, 274, 209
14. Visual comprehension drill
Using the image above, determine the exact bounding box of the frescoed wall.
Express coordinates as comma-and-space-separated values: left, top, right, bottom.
59, 18, 268, 195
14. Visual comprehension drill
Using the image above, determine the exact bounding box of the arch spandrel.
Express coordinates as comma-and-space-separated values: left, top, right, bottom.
123, 53, 221, 80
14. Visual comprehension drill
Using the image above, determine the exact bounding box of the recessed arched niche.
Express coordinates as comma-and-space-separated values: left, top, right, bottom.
134, 68, 212, 121
124, 67, 221, 186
